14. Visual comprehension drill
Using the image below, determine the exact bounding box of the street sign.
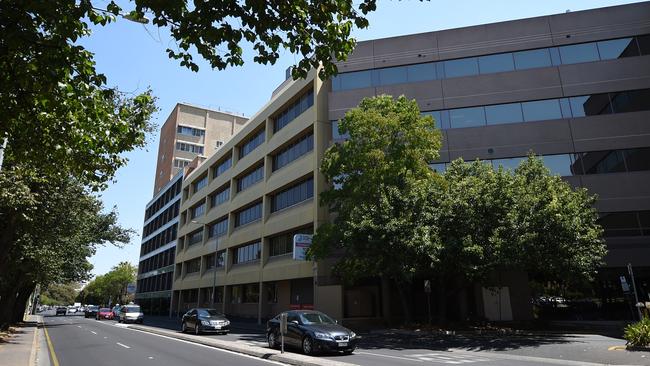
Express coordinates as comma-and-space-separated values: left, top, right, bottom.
424, 280, 431, 293
293, 234, 313, 261
620, 276, 630, 293
126, 283, 137, 294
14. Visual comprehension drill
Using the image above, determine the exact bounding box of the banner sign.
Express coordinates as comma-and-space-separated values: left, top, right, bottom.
293, 234, 313, 261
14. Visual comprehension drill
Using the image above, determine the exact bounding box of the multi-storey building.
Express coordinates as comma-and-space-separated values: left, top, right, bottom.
136, 104, 248, 315
172, 2, 650, 323
153, 103, 248, 194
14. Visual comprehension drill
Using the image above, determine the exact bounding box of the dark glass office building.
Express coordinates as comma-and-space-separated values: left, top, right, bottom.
328, 2, 650, 320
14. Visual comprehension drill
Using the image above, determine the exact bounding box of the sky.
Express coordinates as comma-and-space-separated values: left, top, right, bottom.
85, 0, 643, 277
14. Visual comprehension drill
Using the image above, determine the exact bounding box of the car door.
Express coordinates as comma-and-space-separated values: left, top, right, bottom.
185, 309, 197, 328
285, 312, 303, 346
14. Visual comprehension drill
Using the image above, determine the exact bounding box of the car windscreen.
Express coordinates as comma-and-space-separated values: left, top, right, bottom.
299, 312, 336, 325
88, 306, 99, 310
125, 306, 141, 313
99, 308, 111, 312
198, 309, 223, 317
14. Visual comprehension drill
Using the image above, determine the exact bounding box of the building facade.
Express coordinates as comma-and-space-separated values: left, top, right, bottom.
172, 2, 650, 323
153, 103, 249, 194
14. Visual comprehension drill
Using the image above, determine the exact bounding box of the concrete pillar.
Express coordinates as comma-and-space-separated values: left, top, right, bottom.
257, 281, 263, 325
223, 285, 230, 315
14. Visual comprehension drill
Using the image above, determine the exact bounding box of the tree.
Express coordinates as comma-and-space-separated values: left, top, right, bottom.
41, 283, 80, 306
309, 95, 442, 321
77, 262, 137, 306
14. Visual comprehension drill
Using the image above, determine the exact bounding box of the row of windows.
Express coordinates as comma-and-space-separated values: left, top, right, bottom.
193, 175, 208, 192
214, 156, 232, 178
190, 202, 205, 219
208, 217, 228, 238
210, 186, 230, 208
332, 35, 650, 91
421, 88, 650, 130
269, 226, 313, 257
598, 211, 650, 237
205, 250, 226, 270
231, 283, 260, 303
177, 125, 205, 137
143, 201, 180, 238
430, 147, 650, 177
145, 179, 182, 221
237, 164, 264, 192
239, 128, 265, 159
173, 159, 191, 168
136, 272, 173, 294
140, 225, 177, 257
274, 88, 314, 132
187, 230, 203, 246
185, 258, 201, 274
235, 201, 263, 227
233, 241, 261, 264
271, 178, 314, 213
176, 142, 204, 154
273, 133, 314, 171
138, 248, 175, 275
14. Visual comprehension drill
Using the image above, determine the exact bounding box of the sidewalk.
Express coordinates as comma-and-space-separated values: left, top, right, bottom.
0, 314, 46, 366
128, 323, 356, 366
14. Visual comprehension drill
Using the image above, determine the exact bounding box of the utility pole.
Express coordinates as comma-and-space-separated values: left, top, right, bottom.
0, 138, 7, 171
628, 263, 642, 320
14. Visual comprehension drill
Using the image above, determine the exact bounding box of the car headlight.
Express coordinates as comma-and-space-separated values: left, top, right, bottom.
314, 331, 331, 340
350, 332, 356, 338
201, 320, 210, 326
223, 320, 230, 325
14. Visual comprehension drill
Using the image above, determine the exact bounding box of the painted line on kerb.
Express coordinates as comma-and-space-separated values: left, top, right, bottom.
116, 342, 131, 349
43, 326, 60, 366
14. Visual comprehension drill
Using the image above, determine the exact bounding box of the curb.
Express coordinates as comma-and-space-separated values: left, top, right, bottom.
128, 324, 357, 366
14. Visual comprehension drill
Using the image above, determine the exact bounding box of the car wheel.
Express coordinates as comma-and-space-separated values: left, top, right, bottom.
194, 323, 200, 335
343, 348, 355, 355
181, 321, 187, 333
268, 332, 278, 349
302, 336, 314, 355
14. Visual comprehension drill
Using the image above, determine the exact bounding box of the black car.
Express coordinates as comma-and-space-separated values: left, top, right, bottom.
84, 305, 99, 318
266, 310, 358, 355
55, 307, 67, 316
181, 308, 230, 334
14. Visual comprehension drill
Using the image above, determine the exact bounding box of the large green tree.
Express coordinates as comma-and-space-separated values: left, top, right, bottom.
309, 95, 442, 321
41, 283, 80, 306
77, 262, 137, 306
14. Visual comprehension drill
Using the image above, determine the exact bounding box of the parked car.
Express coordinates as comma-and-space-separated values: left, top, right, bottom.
266, 310, 357, 355
181, 308, 230, 335
96, 308, 113, 320
84, 305, 99, 318
67, 306, 78, 314
112, 305, 121, 319
55, 307, 67, 316
118, 304, 144, 324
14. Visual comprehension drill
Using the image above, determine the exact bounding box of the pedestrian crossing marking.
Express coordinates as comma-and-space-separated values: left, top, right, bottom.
407, 353, 489, 364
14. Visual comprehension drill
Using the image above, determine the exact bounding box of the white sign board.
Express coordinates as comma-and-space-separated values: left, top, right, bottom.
126, 283, 137, 294
293, 234, 313, 261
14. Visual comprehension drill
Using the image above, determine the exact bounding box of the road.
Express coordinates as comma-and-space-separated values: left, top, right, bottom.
42, 312, 282, 366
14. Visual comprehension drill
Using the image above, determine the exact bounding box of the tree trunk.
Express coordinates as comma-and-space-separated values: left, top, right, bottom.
395, 280, 412, 324
436, 277, 447, 325
11, 285, 33, 323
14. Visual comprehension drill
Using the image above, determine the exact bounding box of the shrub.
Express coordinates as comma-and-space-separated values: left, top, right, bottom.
624, 316, 650, 348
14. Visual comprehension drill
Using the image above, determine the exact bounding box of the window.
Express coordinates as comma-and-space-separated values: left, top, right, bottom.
193, 176, 208, 192
597, 38, 639, 59
208, 217, 228, 238
266, 283, 278, 303
271, 178, 314, 212
513, 48, 552, 70
485, 103, 523, 125
239, 129, 265, 159
177, 125, 205, 136
274, 89, 314, 132
559, 43, 600, 64
210, 186, 230, 208
478, 53, 515, 74
187, 230, 203, 246
376, 66, 407, 85
598, 211, 649, 237
429, 163, 447, 174
175, 142, 204, 154
406, 63, 436, 82
576, 148, 650, 174
521, 99, 562, 122
205, 250, 226, 270
214, 156, 232, 178
185, 258, 201, 274
332, 120, 351, 140
491, 157, 526, 171
637, 34, 650, 55
173, 159, 191, 168
609, 89, 650, 114
449, 106, 486, 128
443, 57, 479, 78
243, 284, 259, 303
235, 201, 262, 227
273, 133, 314, 171
539, 154, 574, 176
233, 242, 261, 264
338, 70, 372, 91
569, 94, 612, 117
237, 165, 264, 192
269, 227, 313, 257
191, 202, 205, 219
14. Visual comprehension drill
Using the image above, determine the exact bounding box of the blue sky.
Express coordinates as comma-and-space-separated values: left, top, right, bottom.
85, 0, 642, 276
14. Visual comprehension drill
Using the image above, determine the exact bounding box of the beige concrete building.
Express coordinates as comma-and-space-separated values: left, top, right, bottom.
153, 103, 249, 194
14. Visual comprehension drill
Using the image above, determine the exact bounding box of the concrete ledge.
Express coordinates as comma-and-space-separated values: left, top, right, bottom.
128, 324, 357, 366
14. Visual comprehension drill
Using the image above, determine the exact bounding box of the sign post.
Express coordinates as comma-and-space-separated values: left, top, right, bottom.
280, 313, 288, 354
628, 263, 642, 320
424, 280, 432, 325
293, 234, 313, 261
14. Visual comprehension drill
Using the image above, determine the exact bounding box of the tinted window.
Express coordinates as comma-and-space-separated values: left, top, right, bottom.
300, 312, 336, 324
623, 147, 650, 172
581, 151, 626, 174
492, 157, 526, 171
449, 107, 486, 128
521, 99, 562, 122
569, 94, 612, 117
407, 63, 437, 82
513, 49, 551, 70
271, 178, 314, 212
273, 133, 313, 171
235, 202, 262, 227
214, 157, 232, 177
540, 154, 574, 176
485, 103, 523, 125
429, 163, 446, 173
331, 120, 350, 140
443, 58, 479, 78
239, 129, 265, 159
421, 111, 444, 129
609, 89, 650, 113
237, 165, 264, 192
208, 217, 228, 238
637, 34, 650, 55
478, 53, 515, 74
597, 38, 639, 59
377, 66, 407, 85
340, 70, 372, 90
559, 43, 600, 64
598, 212, 643, 237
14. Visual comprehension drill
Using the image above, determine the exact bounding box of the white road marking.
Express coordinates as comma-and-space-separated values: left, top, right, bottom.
104, 337, 108, 339
409, 353, 489, 364
148, 356, 154, 359
77, 325, 82, 328
90, 331, 97, 335
356, 351, 424, 362
116, 342, 131, 349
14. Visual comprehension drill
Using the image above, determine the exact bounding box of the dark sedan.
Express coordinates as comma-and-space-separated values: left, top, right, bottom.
55, 307, 67, 316
84, 305, 99, 318
266, 310, 358, 355
181, 308, 230, 334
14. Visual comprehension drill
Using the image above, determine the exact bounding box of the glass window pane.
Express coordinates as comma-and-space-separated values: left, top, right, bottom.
339, 70, 372, 90
331, 74, 342, 91
623, 148, 650, 172
406, 63, 436, 82
598, 212, 642, 237
580, 150, 626, 174
449, 107, 486, 128
443, 58, 479, 78
429, 163, 446, 173
597, 38, 639, 59
569, 94, 612, 117
485, 103, 523, 125
549, 47, 562, 66
559, 43, 600, 64
609, 89, 650, 114
637, 34, 650, 55
421, 111, 442, 129
541, 154, 573, 176
521, 99, 562, 122
513, 49, 552, 70
492, 157, 526, 171
377, 66, 407, 85
559, 98, 572, 118
639, 211, 650, 236
478, 53, 514, 74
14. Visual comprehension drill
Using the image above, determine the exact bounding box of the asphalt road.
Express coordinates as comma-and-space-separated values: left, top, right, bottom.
42, 312, 283, 366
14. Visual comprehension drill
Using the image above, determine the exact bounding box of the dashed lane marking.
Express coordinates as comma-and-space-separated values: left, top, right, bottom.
116, 342, 131, 349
